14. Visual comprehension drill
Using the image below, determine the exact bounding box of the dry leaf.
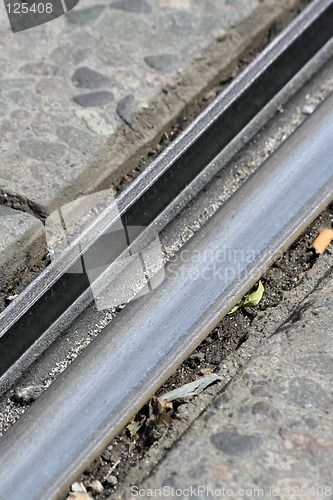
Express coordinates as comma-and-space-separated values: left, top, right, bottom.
160, 374, 221, 402
157, 398, 174, 425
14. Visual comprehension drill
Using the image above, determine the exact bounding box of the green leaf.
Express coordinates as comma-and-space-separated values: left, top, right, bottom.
127, 420, 142, 438
229, 304, 241, 314
243, 280, 264, 307
228, 281, 264, 314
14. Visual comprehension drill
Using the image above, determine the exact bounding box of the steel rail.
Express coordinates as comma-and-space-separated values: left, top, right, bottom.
1, 0, 333, 393
0, 89, 333, 500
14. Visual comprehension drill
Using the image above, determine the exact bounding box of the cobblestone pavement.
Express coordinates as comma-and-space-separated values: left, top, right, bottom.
134, 270, 333, 500
0, 0, 307, 281
0, 0, 264, 213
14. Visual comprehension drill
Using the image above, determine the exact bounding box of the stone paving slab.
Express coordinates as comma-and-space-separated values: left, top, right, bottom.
135, 270, 333, 499
0, 206, 45, 292
0, 0, 305, 215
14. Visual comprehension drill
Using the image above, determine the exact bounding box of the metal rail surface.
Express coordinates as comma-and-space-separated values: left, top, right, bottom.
0, 89, 333, 500
0, 0, 333, 393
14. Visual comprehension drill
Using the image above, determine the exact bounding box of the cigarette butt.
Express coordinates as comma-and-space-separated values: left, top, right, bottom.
311, 228, 333, 255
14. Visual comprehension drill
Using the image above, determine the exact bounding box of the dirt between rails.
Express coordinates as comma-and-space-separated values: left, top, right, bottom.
0, 0, 310, 312
63, 204, 333, 500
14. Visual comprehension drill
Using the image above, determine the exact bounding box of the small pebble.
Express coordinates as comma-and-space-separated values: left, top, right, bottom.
13, 385, 43, 404
105, 475, 118, 486
5, 294, 18, 305
302, 104, 315, 115
200, 367, 213, 375
71, 482, 87, 493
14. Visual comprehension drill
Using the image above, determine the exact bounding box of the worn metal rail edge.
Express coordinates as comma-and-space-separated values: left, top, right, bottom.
0, 87, 333, 500
0, 0, 333, 393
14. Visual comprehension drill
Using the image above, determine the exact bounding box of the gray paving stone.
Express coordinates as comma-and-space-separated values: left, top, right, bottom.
72, 66, 111, 89
72, 90, 114, 107
0, 206, 45, 289
137, 275, 333, 498
210, 431, 263, 456
111, 0, 152, 14
116, 94, 135, 125
65, 5, 105, 24
0, 0, 308, 296
0, 0, 295, 216
144, 54, 180, 73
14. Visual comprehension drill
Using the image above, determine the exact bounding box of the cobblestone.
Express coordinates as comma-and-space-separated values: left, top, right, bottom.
116, 94, 135, 126
72, 90, 114, 107
72, 66, 111, 89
